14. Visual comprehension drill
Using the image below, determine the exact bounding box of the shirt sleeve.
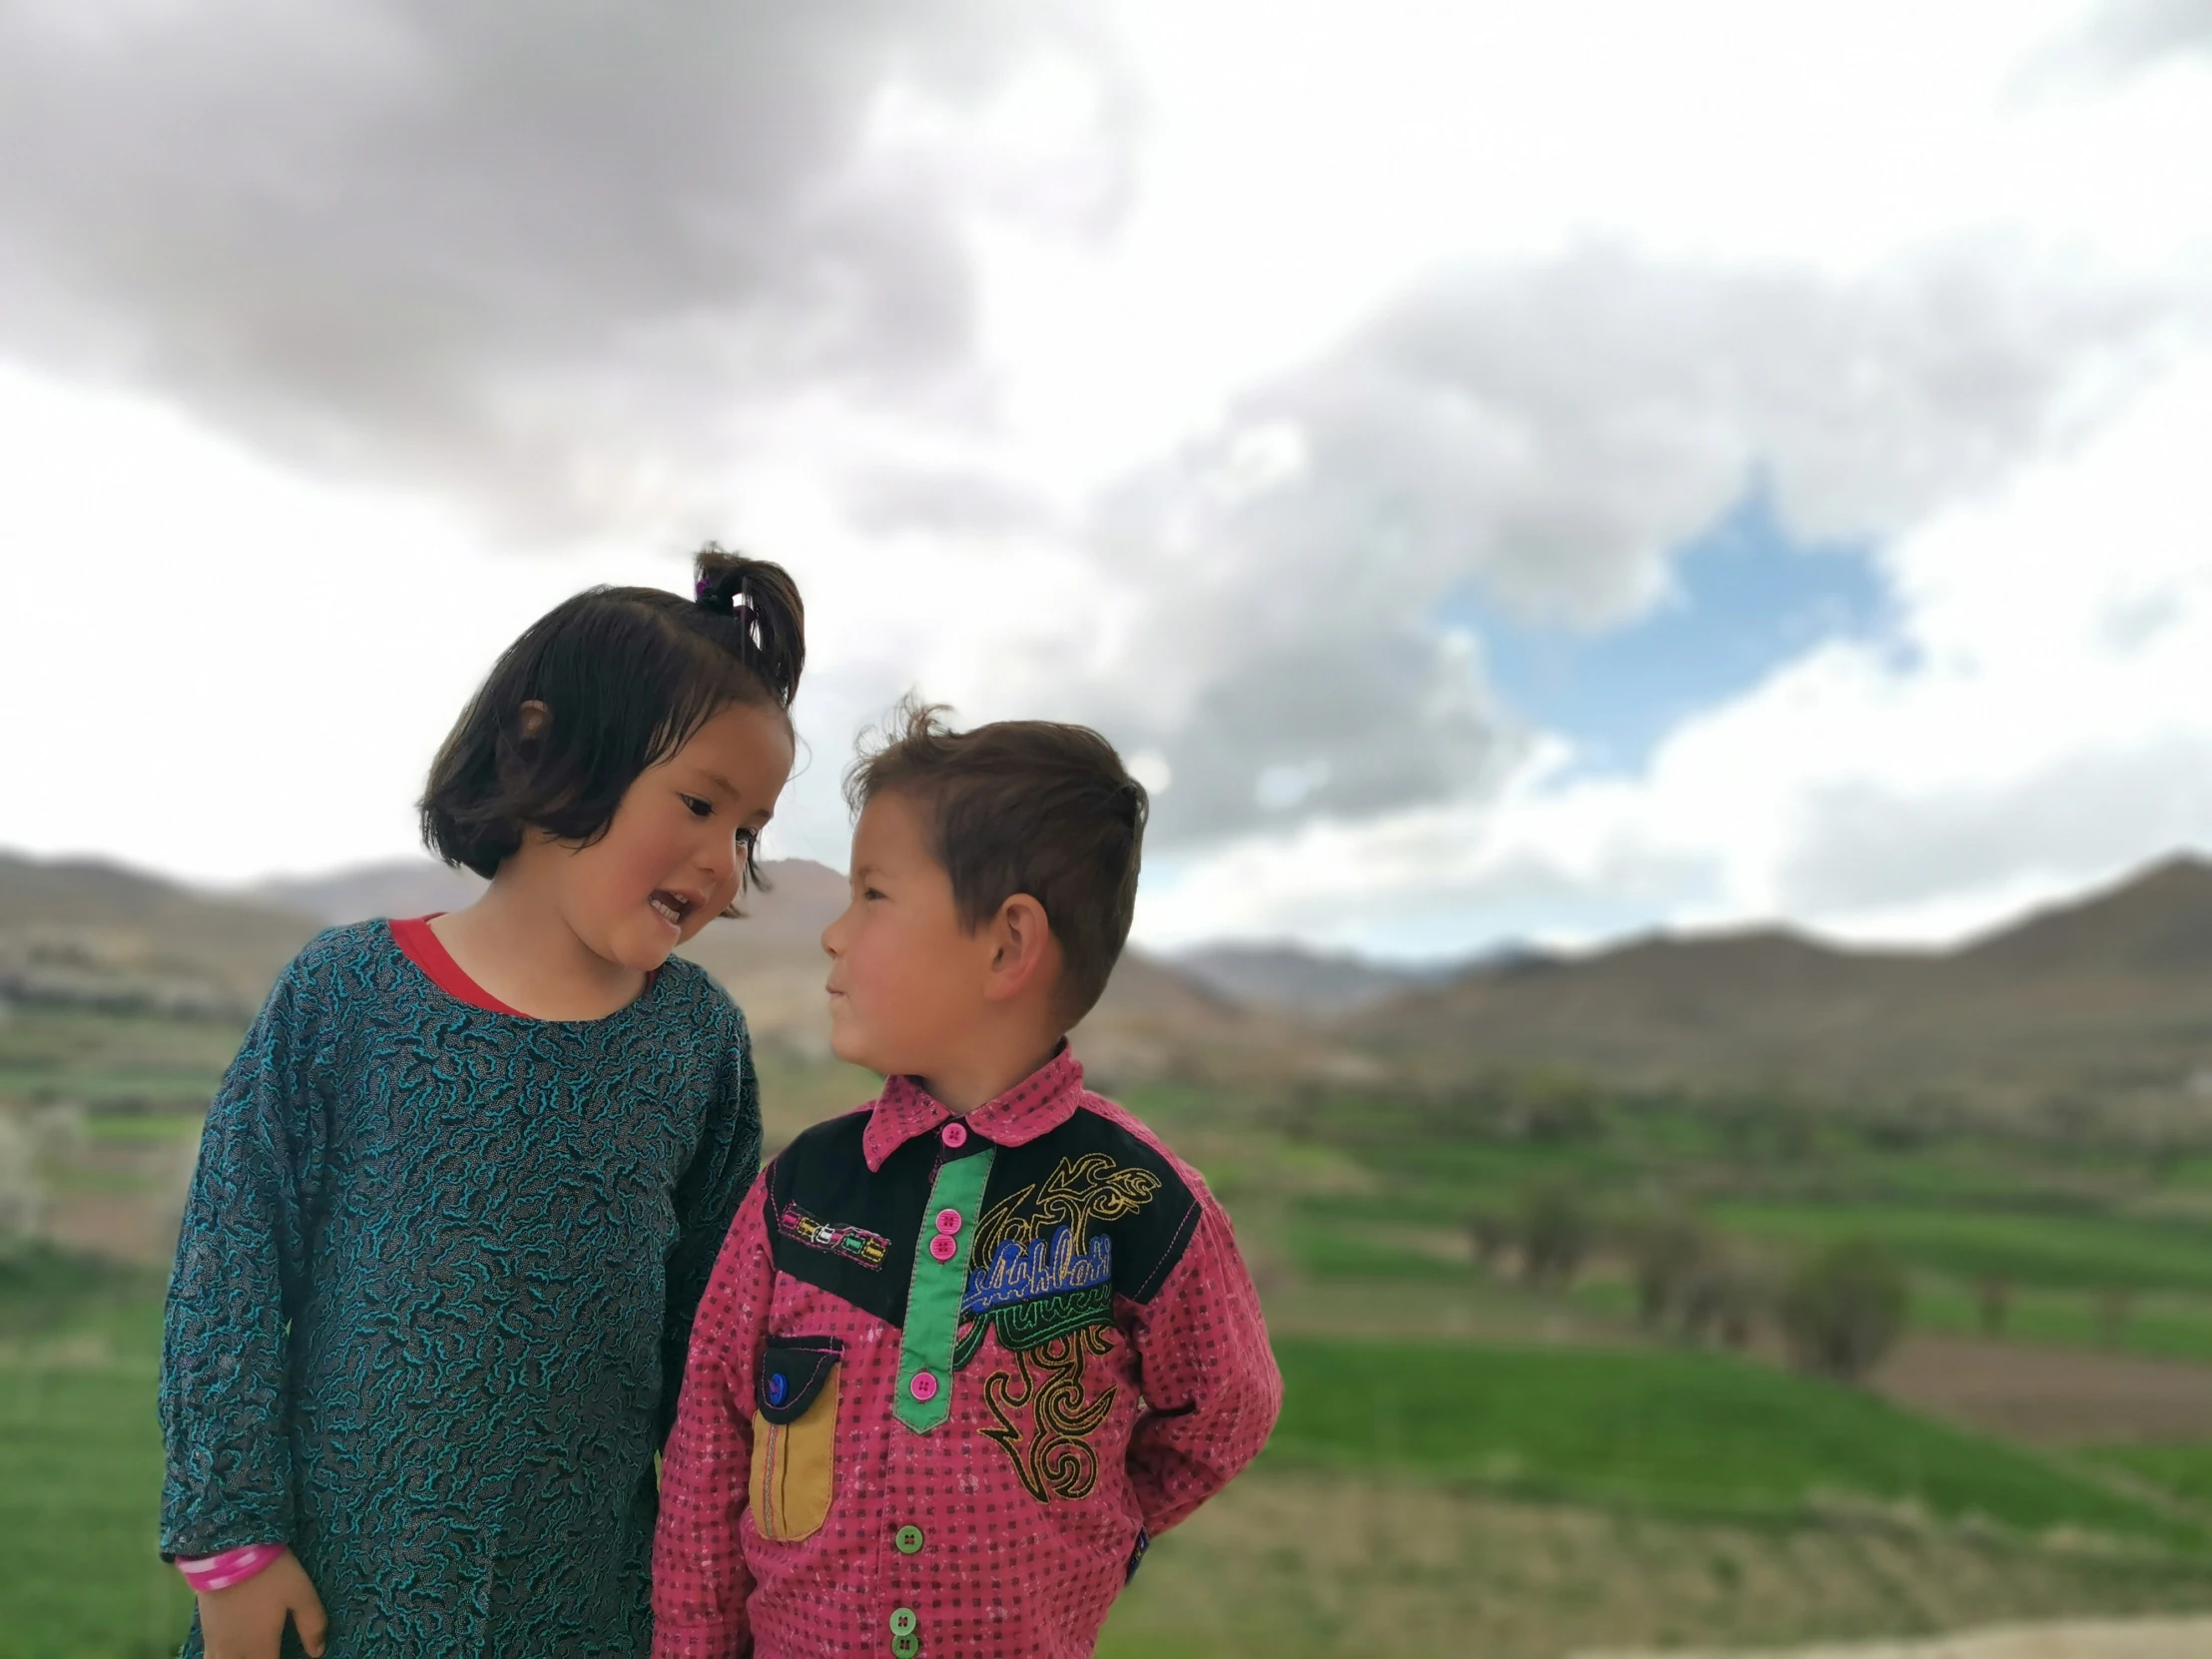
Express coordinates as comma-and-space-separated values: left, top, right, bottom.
660, 1001, 765, 1447
653, 1171, 779, 1659
158, 950, 333, 1561
1123, 1193, 1283, 1537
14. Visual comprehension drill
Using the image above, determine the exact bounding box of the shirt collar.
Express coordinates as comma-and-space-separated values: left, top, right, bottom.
860, 1043, 1087, 1172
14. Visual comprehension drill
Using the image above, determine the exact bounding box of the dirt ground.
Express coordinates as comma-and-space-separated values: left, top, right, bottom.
1097, 1469, 2212, 1659
1579, 1613, 2212, 1658
1875, 1335, 2212, 1446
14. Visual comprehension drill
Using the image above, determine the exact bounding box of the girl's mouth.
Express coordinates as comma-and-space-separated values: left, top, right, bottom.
648, 889, 695, 930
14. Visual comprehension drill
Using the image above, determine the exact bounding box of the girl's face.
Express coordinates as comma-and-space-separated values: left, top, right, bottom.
550, 700, 796, 975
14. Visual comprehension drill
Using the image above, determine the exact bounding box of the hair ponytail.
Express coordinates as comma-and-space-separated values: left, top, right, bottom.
691, 544, 805, 711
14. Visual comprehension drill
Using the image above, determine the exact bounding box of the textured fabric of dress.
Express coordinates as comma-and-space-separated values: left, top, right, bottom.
653, 1047, 1282, 1659
160, 919, 763, 1659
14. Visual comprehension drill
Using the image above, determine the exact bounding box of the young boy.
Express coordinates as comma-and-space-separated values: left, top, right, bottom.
652, 706, 1282, 1658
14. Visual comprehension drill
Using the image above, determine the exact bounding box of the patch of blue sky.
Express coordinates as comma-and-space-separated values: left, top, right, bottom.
1443, 485, 1898, 772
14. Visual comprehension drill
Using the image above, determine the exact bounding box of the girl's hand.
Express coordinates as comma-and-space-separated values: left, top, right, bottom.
198, 1550, 328, 1659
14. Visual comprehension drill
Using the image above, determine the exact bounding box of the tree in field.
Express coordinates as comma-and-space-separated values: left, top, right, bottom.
1624, 1211, 1709, 1326
1975, 1276, 2009, 1337
1518, 1180, 1591, 1289
0, 1110, 41, 1239
1465, 1208, 1513, 1271
1778, 1236, 1908, 1382
2097, 1286, 2132, 1348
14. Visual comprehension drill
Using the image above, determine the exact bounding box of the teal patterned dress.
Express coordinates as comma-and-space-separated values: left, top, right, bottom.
159, 921, 762, 1657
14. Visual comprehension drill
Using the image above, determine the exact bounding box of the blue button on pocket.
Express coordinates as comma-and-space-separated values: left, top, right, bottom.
766, 1373, 788, 1406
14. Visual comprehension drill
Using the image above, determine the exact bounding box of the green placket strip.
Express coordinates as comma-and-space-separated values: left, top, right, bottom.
894, 1145, 996, 1434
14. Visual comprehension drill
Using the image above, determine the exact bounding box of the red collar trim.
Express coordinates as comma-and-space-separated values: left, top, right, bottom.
388, 915, 530, 1018
861, 1044, 1087, 1172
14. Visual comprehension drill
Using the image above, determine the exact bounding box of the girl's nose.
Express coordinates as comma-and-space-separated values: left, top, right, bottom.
701, 832, 741, 890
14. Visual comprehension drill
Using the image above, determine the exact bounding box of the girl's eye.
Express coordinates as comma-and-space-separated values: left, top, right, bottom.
681, 795, 713, 819
735, 829, 758, 850
862, 886, 885, 902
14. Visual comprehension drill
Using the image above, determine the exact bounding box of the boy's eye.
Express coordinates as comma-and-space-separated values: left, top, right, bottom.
862, 886, 885, 902
735, 829, 758, 850
681, 794, 713, 818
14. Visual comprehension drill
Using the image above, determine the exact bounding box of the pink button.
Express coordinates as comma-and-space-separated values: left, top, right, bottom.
934, 1208, 962, 1235
939, 1122, 967, 1148
928, 1233, 958, 1263
908, 1371, 938, 1402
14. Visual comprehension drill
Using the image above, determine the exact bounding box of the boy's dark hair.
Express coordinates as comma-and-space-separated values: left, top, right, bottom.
421, 546, 804, 891
845, 699, 1148, 1026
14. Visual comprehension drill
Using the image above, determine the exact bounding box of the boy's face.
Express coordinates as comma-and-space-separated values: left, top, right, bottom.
822, 790, 998, 1078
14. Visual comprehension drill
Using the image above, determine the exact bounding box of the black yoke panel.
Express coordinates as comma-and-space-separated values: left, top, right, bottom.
766, 1105, 1204, 1331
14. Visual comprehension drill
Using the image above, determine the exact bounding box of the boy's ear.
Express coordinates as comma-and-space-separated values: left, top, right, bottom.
981, 892, 1061, 1007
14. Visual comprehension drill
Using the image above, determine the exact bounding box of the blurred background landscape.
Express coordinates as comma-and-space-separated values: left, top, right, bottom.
6, 1, 2212, 1655
8, 846, 2212, 1656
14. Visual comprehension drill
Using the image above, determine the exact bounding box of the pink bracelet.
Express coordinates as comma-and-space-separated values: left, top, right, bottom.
176, 1543, 286, 1592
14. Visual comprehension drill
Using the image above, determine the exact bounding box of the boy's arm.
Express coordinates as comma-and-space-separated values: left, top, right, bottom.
661, 1004, 766, 1446
1124, 1194, 1284, 1536
654, 1172, 779, 1659
160, 955, 330, 1563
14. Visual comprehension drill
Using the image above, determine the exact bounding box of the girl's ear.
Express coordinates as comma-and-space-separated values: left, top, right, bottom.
517, 699, 551, 740
982, 892, 1060, 1006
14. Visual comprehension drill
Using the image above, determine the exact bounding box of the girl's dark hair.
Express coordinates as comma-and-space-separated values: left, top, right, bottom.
844, 698, 1147, 1026
420, 546, 804, 888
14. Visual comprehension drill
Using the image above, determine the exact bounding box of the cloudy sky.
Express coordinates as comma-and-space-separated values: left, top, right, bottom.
2, 0, 2209, 960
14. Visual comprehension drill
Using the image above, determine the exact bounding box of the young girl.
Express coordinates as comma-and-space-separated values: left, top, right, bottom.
159, 550, 804, 1659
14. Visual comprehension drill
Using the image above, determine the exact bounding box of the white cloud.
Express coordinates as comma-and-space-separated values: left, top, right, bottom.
4, 0, 2212, 960
1131, 350, 2212, 956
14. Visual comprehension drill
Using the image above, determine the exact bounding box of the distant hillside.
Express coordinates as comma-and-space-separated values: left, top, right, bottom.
14, 845, 2212, 1112
0, 850, 1275, 1081
1353, 855, 2212, 1116
0, 852, 317, 1014
1172, 941, 1460, 1014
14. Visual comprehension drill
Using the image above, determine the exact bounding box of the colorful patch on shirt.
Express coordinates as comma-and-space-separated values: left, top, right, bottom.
778, 1202, 889, 1271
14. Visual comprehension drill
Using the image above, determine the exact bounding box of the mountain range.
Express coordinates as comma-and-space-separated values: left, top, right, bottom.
4, 847, 2210, 1115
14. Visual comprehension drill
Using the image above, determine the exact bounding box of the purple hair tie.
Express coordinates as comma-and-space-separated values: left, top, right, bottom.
696, 574, 752, 616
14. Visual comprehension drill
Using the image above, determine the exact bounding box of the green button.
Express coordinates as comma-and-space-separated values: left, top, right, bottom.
891, 1637, 920, 1659
889, 1608, 917, 1637
895, 1524, 924, 1554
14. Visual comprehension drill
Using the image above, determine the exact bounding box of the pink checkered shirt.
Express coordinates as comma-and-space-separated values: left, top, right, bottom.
653, 1048, 1281, 1658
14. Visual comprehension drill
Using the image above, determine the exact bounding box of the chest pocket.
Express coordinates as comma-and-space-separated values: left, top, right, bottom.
750, 1337, 841, 1541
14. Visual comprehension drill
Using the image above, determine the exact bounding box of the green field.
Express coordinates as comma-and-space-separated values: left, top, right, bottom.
0, 1304, 194, 1659
1267, 1337, 2193, 1543
1710, 1201, 2212, 1295
2091, 1443, 2212, 1512
17, 1030, 2212, 1655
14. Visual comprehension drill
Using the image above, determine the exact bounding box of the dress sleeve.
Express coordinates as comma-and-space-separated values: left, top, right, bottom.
653, 1173, 778, 1659
158, 950, 334, 1560
1124, 1194, 1283, 1537
660, 1001, 765, 1446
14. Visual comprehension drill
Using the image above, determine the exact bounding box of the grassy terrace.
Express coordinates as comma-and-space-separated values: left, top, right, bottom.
15, 1042, 2212, 1654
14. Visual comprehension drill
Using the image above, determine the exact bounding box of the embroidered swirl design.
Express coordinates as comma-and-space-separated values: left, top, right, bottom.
981, 1326, 1117, 1502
